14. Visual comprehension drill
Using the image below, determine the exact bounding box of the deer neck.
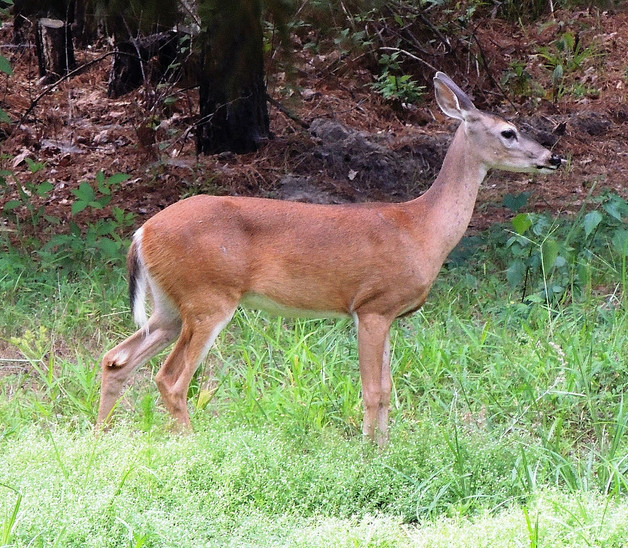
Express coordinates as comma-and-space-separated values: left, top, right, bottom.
411, 124, 488, 263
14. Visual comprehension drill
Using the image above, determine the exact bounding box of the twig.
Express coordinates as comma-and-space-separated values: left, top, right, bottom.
398, 26, 443, 59
265, 93, 309, 129
122, 17, 147, 85
467, 23, 519, 113
379, 47, 438, 73
388, 3, 452, 55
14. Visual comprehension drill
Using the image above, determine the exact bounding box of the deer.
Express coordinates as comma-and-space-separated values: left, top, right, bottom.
97, 72, 562, 445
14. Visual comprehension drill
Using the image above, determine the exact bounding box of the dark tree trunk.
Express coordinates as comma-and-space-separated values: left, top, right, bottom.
71, 0, 99, 47
35, 17, 76, 84
107, 31, 180, 98
196, 1, 269, 155
12, 0, 33, 45
196, 71, 269, 155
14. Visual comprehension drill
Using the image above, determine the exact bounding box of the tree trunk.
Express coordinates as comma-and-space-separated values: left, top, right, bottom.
107, 31, 180, 98
12, 0, 32, 45
71, 0, 99, 48
196, 1, 269, 155
35, 17, 75, 84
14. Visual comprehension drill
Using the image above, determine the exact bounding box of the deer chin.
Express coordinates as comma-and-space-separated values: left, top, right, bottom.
535, 164, 561, 174
492, 161, 560, 175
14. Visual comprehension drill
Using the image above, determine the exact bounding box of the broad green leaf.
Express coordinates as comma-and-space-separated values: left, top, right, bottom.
541, 238, 559, 272
72, 181, 95, 202
44, 214, 60, 225
604, 200, 624, 221
531, 214, 551, 237
71, 201, 88, 215
94, 219, 116, 236
24, 157, 46, 173
611, 229, 628, 256
3, 199, 21, 211
525, 293, 544, 303
608, 195, 628, 216
36, 181, 54, 196
0, 108, 10, 123
0, 54, 12, 75
105, 172, 131, 186
506, 259, 526, 287
69, 221, 81, 236
97, 195, 112, 208
503, 192, 530, 212
582, 210, 603, 237
512, 213, 532, 235
96, 238, 119, 257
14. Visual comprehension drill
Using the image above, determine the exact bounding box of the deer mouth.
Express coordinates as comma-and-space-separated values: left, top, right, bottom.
536, 164, 559, 172
536, 155, 563, 173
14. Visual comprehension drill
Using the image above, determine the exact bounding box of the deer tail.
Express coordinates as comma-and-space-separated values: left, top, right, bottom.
127, 227, 148, 327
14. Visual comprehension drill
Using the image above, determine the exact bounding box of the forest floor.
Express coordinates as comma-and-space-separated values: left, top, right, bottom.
1, 8, 627, 235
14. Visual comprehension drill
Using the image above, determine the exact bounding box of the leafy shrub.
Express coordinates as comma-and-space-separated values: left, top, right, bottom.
538, 31, 598, 101
501, 60, 545, 100
45, 172, 135, 267
371, 52, 425, 105
2, 167, 134, 271
494, 191, 628, 302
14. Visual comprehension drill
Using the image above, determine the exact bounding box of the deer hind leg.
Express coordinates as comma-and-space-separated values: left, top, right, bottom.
155, 303, 236, 429
97, 312, 182, 427
355, 313, 393, 446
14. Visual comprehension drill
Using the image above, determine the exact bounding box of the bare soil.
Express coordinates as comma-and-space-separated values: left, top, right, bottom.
1, 8, 627, 238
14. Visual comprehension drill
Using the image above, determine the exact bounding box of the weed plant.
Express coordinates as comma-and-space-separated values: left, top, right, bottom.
538, 30, 600, 98
1, 167, 135, 273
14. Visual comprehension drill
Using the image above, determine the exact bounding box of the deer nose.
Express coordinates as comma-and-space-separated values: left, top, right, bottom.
549, 154, 563, 167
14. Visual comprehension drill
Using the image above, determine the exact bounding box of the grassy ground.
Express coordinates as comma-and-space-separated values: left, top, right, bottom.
1, 215, 628, 547
3, 425, 628, 547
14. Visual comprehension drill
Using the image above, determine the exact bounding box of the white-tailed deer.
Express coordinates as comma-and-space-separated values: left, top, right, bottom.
97, 72, 562, 444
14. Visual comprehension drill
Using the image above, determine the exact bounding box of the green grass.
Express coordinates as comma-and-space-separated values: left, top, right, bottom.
2, 426, 628, 547
1, 215, 628, 546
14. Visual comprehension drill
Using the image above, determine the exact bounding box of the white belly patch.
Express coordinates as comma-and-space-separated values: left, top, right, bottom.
239, 292, 349, 319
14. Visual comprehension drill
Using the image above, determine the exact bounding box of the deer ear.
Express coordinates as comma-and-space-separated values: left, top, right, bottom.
433, 72, 477, 122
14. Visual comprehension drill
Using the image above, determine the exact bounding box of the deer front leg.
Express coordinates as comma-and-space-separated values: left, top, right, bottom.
356, 313, 393, 446
377, 334, 392, 445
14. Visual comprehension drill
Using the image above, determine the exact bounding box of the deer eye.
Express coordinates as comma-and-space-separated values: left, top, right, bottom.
501, 129, 517, 140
